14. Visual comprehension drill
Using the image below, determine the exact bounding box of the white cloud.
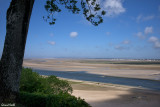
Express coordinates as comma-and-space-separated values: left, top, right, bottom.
155, 42, 160, 48
103, 0, 125, 16
70, 32, 78, 37
135, 27, 153, 39
149, 36, 158, 42
114, 45, 129, 50
135, 32, 145, 39
108, 43, 113, 47
115, 45, 124, 50
144, 26, 153, 34
106, 32, 110, 36
114, 44, 130, 50
50, 33, 54, 37
114, 40, 131, 50
48, 41, 56, 45
122, 40, 130, 44
149, 36, 160, 48
136, 15, 154, 22
78, 19, 92, 26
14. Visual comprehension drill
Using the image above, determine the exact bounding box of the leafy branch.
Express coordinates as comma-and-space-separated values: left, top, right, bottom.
44, 0, 106, 26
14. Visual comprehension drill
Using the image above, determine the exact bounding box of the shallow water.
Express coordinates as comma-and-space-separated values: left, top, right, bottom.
33, 69, 160, 91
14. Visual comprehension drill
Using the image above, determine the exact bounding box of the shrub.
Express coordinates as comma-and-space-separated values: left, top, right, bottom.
18, 91, 91, 107
47, 75, 73, 94
20, 68, 72, 94
19, 68, 90, 107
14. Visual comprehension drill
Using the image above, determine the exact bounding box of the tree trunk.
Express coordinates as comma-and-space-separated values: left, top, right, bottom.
0, 0, 34, 103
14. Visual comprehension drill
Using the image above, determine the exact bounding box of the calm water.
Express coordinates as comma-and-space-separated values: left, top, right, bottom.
33, 69, 160, 91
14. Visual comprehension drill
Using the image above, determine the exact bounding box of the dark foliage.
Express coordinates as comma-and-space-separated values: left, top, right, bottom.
43, 0, 105, 26
18, 92, 91, 107
19, 68, 90, 107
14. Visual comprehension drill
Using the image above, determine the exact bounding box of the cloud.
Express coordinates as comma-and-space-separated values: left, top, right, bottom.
114, 45, 129, 50
108, 43, 113, 47
135, 27, 153, 39
155, 42, 160, 48
78, 19, 92, 26
114, 45, 124, 50
144, 26, 153, 34
50, 33, 54, 37
136, 15, 154, 22
70, 32, 78, 37
114, 40, 131, 50
149, 36, 158, 42
106, 32, 110, 36
149, 36, 160, 48
122, 40, 130, 44
103, 0, 125, 16
135, 32, 145, 39
48, 41, 56, 45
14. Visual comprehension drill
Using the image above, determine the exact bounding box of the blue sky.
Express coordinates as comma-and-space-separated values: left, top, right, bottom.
0, 0, 160, 59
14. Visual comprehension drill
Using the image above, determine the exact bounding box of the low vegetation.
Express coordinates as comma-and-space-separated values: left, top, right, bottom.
79, 60, 160, 65
18, 68, 90, 107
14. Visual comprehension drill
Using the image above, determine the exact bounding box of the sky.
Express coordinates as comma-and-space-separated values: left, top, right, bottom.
0, 0, 160, 59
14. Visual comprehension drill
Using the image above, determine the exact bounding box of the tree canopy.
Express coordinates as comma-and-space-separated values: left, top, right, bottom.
43, 0, 106, 26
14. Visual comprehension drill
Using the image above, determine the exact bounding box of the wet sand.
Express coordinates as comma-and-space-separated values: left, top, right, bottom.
23, 59, 160, 107
23, 59, 160, 81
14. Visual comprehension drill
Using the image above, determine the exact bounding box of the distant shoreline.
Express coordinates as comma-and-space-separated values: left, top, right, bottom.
24, 58, 160, 61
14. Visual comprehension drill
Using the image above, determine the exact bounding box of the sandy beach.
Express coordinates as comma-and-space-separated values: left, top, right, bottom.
23, 59, 160, 80
23, 59, 160, 107
70, 80, 160, 107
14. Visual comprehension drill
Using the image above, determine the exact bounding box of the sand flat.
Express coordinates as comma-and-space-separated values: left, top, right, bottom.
23, 59, 160, 80
70, 80, 160, 107
23, 59, 160, 107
